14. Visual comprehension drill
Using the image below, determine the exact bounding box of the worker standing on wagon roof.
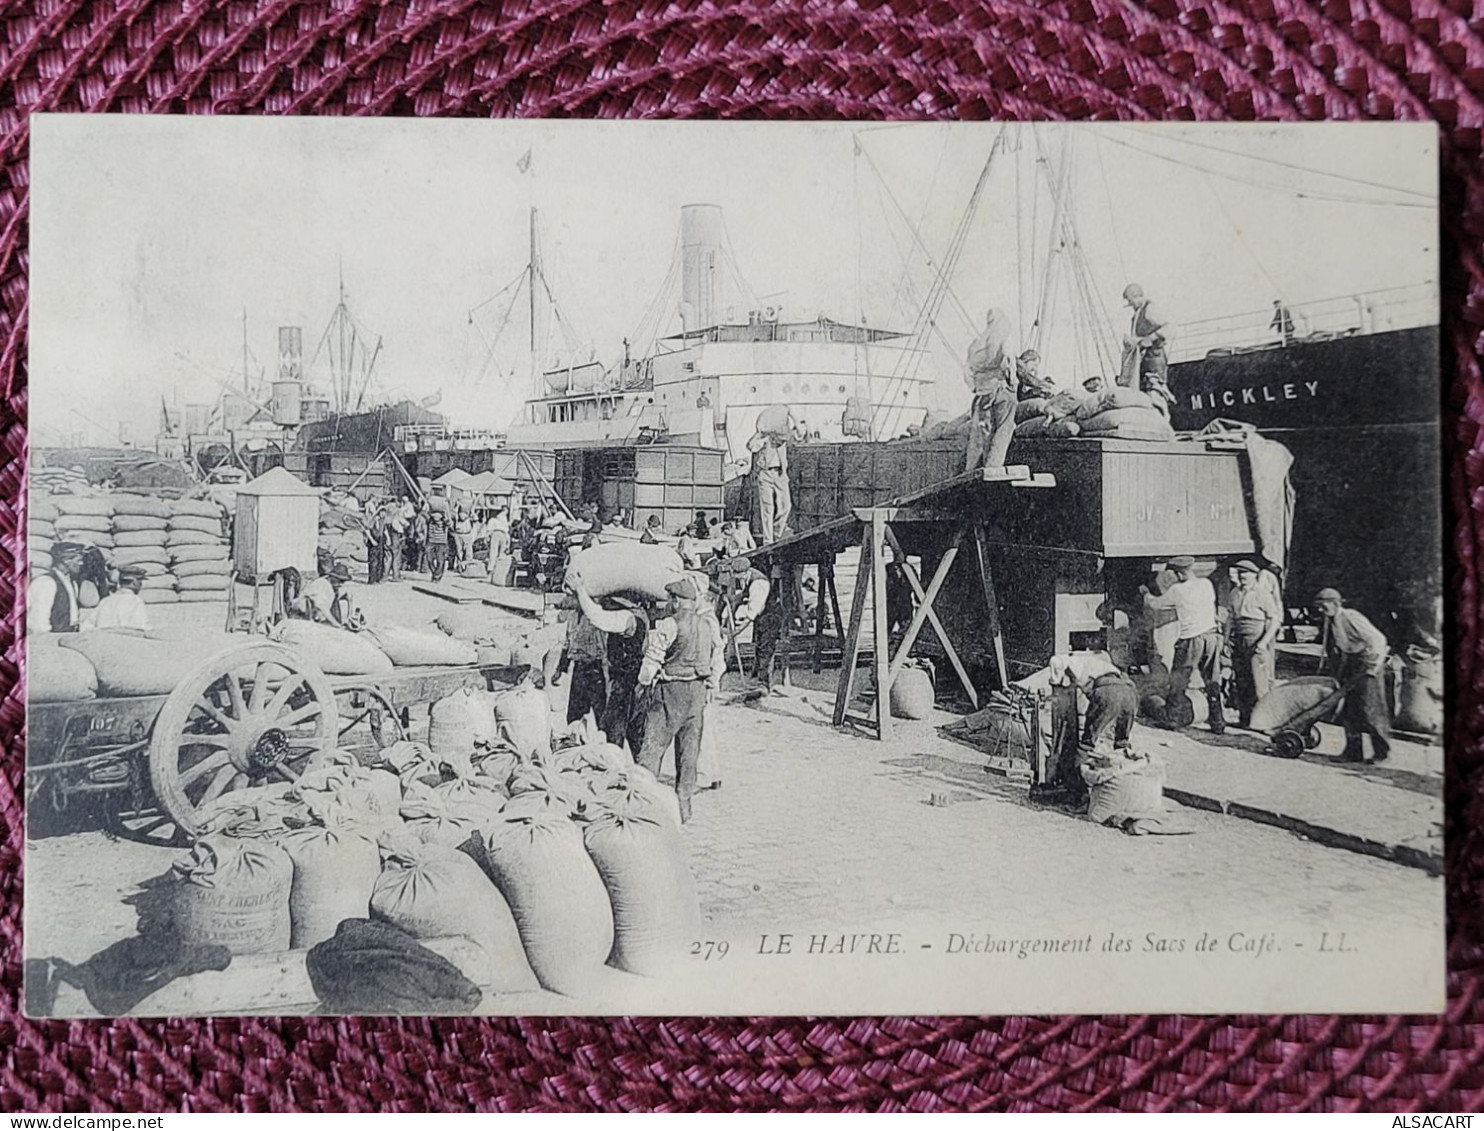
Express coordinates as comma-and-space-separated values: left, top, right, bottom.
1142, 556, 1225, 735
28, 541, 86, 634
636, 575, 725, 824
1316, 588, 1393, 764
963, 308, 1018, 473
747, 408, 793, 545
87, 563, 151, 632
1121, 284, 1175, 418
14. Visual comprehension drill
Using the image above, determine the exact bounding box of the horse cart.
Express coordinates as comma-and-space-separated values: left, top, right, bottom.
28, 639, 517, 844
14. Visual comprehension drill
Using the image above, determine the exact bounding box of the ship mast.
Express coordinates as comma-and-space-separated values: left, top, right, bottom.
529, 206, 542, 405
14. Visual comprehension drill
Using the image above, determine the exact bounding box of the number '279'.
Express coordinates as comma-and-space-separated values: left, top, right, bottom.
691, 940, 730, 960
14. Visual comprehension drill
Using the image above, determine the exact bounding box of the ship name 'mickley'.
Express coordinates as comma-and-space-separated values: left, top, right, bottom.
1188, 379, 1320, 411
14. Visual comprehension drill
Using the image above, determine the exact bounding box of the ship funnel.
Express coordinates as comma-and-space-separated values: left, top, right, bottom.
680, 204, 726, 333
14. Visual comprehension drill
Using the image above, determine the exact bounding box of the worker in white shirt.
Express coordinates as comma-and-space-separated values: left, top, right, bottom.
1047, 651, 1140, 805
636, 576, 726, 823
88, 563, 152, 632
300, 562, 363, 630
1142, 555, 1225, 734
28, 541, 86, 635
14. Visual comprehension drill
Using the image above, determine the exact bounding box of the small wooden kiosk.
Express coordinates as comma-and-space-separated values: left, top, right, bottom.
228, 466, 322, 631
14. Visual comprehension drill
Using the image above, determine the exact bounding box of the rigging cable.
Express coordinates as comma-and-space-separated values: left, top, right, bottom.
1118, 124, 1432, 200
1098, 131, 1432, 209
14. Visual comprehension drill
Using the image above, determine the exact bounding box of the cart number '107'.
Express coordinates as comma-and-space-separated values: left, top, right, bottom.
691, 941, 730, 960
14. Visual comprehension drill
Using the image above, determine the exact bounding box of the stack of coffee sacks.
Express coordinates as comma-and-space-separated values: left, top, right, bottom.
169, 498, 231, 603
110, 494, 176, 604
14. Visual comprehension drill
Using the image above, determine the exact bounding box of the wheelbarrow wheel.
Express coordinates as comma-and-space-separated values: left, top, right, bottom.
1271, 730, 1306, 759
150, 642, 339, 839
1305, 726, 1323, 750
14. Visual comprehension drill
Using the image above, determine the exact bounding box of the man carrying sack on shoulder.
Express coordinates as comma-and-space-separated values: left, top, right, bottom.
637, 575, 725, 823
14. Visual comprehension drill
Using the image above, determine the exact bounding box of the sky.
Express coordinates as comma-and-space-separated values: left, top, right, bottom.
30, 117, 1437, 446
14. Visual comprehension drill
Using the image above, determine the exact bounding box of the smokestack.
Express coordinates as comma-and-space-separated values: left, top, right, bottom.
680, 204, 726, 333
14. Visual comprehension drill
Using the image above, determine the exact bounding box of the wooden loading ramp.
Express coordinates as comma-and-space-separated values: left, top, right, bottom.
748, 463, 1057, 742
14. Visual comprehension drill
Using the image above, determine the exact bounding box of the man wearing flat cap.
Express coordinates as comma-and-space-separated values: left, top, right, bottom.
89, 562, 152, 632
302, 561, 362, 629
1142, 555, 1225, 734
636, 574, 726, 823
1227, 559, 1283, 728
1316, 588, 1392, 763
28, 541, 86, 635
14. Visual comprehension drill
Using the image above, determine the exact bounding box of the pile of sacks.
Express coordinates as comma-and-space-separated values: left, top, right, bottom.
1013, 386, 1175, 442
30, 491, 232, 604
32, 466, 90, 495
432, 606, 568, 675
162, 683, 700, 1010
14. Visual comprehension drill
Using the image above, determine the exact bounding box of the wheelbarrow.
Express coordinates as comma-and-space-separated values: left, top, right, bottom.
1257, 674, 1358, 759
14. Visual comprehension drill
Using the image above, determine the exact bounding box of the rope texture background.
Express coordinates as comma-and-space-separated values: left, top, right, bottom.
0, 0, 1482, 1112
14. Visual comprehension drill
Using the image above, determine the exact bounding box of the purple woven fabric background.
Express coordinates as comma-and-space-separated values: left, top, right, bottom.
0, 0, 1482, 1112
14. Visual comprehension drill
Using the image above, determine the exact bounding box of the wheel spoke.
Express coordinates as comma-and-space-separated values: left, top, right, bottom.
262, 676, 301, 721
192, 699, 236, 734
246, 662, 268, 714
223, 670, 248, 720
279, 701, 324, 729
201, 764, 236, 803
180, 733, 231, 750
271, 762, 301, 782
338, 709, 373, 739
180, 749, 231, 789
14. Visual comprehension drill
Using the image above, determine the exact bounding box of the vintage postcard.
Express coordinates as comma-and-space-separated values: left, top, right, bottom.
23, 117, 1443, 1017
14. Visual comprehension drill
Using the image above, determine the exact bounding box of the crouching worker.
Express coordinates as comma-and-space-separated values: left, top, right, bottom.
1045, 652, 1138, 807
637, 576, 725, 824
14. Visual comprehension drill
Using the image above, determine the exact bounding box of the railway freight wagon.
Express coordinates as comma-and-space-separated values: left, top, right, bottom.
787, 437, 1258, 683
552, 446, 725, 534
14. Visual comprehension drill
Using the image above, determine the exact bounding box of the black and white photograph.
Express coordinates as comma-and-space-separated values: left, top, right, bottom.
23, 117, 1443, 1017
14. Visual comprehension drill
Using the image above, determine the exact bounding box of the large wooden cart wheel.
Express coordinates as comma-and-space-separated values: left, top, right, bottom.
150, 642, 339, 838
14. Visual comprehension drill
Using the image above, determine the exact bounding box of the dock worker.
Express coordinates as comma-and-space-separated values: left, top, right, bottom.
1121, 284, 1174, 417
1316, 588, 1392, 763
636, 575, 725, 824
568, 579, 651, 755
1142, 555, 1225, 734
964, 307, 1018, 473
1227, 559, 1283, 728
88, 563, 152, 632
1271, 300, 1296, 346
301, 561, 362, 630
714, 555, 777, 685
424, 491, 451, 582
747, 415, 793, 545
551, 592, 610, 729
640, 514, 663, 545
28, 541, 86, 635
1015, 349, 1056, 400
1048, 651, 1140, 805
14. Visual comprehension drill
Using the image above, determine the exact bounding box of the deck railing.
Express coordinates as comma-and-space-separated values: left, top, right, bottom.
1167, 283, 1438, 363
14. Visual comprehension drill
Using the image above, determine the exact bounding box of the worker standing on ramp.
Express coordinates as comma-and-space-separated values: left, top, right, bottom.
963, 308, 1018, 473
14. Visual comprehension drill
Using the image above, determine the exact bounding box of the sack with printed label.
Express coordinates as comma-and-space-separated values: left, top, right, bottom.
171, 835, 293, 955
